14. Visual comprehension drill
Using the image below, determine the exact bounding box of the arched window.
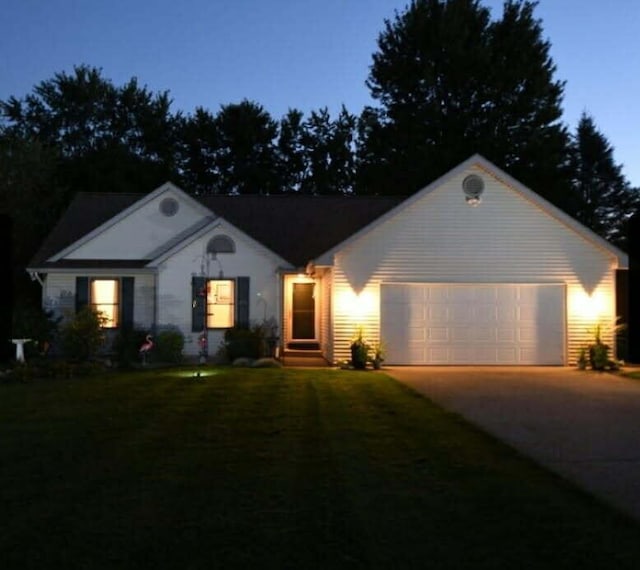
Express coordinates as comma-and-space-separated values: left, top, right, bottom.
207, 235, 235, 255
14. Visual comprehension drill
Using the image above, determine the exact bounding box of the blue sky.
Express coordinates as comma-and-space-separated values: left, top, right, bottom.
2, 0, 638, 187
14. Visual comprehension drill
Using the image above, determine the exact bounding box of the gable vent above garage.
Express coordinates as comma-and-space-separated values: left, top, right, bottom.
462, 174, 484, 206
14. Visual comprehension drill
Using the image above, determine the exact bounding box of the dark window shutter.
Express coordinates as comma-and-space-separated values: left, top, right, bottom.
121, 277, 134, 330
75, 277, 89, 313
192, 276, 206, 332
236, 277, 250, 329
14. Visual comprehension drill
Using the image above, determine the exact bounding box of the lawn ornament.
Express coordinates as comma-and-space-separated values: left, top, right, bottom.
139, 334, 154, 365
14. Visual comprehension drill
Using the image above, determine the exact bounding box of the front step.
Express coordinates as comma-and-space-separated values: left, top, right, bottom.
281, 350, 330, 367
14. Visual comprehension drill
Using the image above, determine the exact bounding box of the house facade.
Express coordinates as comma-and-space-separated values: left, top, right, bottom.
27, 155, 628, 365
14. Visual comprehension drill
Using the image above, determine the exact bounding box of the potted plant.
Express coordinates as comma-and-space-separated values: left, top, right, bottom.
371, 341, 385, 370
350, 327, 370, 370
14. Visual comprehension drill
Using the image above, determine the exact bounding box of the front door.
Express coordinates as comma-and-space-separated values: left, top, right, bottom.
291, 282, 315, 340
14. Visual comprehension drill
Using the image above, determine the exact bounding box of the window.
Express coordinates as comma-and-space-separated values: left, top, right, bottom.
207, 235, 235, 255
192, 276, 248, 332
90, 279, 120, 328
206, 279, 235, 328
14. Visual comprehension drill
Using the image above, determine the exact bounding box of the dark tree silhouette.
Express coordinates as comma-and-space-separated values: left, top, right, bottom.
358, 0, 571, 209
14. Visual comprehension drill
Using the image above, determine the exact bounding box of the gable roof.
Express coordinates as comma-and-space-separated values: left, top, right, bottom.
313, 154, 629, 268
27, 154, 628, 273
27, 191, 404, 270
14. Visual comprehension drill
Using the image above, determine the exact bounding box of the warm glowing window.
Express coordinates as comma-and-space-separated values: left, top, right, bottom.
206, 279, 235, 328
90, 279, 120, 328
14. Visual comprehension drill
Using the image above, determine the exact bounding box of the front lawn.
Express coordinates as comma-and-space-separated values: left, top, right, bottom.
621, 369, 640, 380
2, 367, 640, 569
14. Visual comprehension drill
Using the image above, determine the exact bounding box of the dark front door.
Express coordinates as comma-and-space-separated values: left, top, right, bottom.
292, 282, 315, 340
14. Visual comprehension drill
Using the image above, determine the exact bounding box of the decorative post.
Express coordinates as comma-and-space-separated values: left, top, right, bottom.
198, 329, 208, 364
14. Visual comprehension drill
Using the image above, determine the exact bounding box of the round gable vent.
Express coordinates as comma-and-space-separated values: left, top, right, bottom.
462, 174, 484, 206
159, 197, 179, 217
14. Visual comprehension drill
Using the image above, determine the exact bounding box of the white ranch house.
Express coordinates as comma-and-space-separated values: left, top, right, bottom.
27, 155, 628, 365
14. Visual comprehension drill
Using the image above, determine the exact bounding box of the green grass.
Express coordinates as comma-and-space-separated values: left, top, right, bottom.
2, 367, 640, 569
620, 369, 640, 380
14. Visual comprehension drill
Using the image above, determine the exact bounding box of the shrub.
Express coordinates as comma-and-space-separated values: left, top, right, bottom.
350, 327, 370, 370
112, 328, 150, 368
581, 322, 621, 372
154, 329, 184, 364
11, 303, 61, 358
59, 306, 107, 362
225, 327, 262, 360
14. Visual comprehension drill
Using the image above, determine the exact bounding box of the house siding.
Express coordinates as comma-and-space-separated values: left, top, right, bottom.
43, 273, 76, 320
331, 165, 618, 364
320, 271, 333, 362
65, 189, 208, 260
155, 221, 283, 357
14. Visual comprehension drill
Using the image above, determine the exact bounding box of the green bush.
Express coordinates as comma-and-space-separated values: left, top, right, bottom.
59, 306, 107, 362
224, 327, 262, 360
112, 329, 150, 367
11, 303, 61, 358
589, 342, 610, 371
350, 327, 370, 370
155, 329, 184, 364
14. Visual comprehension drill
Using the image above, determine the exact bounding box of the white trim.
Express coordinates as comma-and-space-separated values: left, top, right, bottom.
147, 215, 290, 269
284, 274, 319, 345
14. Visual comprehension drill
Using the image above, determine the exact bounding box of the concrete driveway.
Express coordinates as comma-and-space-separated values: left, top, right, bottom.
385, 366, 640, 522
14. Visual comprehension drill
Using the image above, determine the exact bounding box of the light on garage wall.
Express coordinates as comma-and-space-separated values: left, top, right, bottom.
569, 288, 609, 322
336, 289, 377, 322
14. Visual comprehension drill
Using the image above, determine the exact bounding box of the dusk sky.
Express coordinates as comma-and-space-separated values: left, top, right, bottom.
2, 0, 638, 187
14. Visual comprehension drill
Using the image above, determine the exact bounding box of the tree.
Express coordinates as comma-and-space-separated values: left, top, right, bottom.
277, 108, 308, 193
214, 100, 281, 195
0, 65, 181, 197
178, 107, 220, 195
300, 107, 357, 195
0, 135, 66, 305
570, 113, 640, 249
359, 0, 572, 209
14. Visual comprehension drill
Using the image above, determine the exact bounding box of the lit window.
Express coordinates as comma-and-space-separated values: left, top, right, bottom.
91, 279, 120, 328
206, 279, 235, 328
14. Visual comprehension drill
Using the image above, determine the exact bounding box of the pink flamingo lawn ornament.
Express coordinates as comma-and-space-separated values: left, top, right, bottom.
139, 334, 154, 365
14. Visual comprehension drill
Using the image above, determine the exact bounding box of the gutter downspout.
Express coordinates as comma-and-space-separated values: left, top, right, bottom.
29, 271, 44, 287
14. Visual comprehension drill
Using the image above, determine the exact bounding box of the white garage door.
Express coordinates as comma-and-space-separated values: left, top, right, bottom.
381, 283, 565, 365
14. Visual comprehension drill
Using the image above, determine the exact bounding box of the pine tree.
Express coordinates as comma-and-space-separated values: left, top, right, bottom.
571, 113, 640, 248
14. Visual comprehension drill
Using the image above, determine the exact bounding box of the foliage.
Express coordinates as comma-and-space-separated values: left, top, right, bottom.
11, 303, 61, 357
154, 329, 185, 364
59, 306, 107, 362
359, 0, 572, 208
112, 328, 150, 368
569, 113, 640, 249
224, 319, 279, 361
0, 65, 180, 197
350, 327, 371, 369
213, 99, 281, 195
369, 341, 386, 369
577, 347, 588, 370
299, 106, 357, 195
581, 322, 623, 372
225, 328, 261, 360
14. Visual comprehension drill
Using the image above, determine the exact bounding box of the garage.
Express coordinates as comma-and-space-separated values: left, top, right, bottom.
380, 283, 565, 365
